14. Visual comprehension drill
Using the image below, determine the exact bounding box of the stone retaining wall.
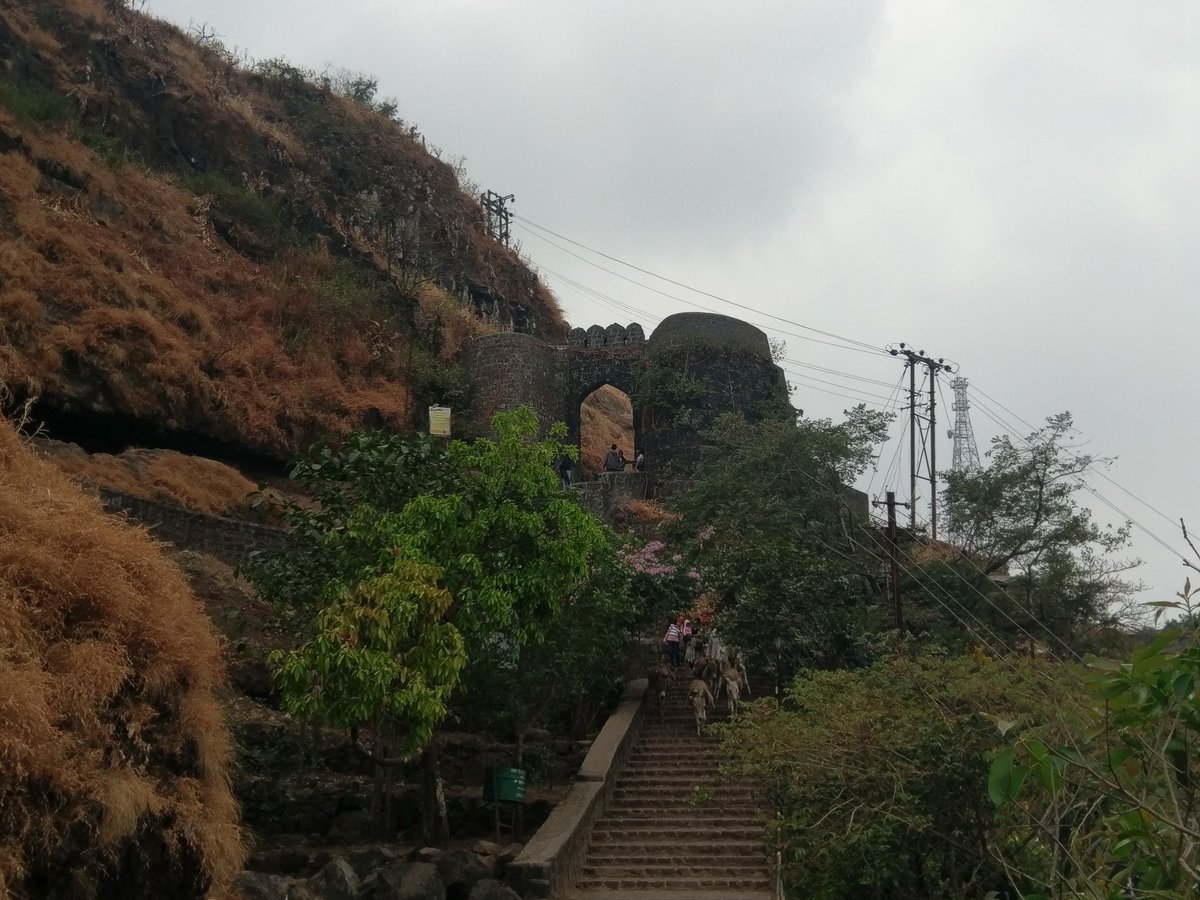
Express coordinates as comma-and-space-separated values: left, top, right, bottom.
97, 487, 289, 564
574, 472, 650, 521
507, 678, 649, 898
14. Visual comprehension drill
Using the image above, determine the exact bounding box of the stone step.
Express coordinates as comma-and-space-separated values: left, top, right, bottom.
583, 864, 768, 879
602, 806, 760, 820
585, 837, 765, 852
601, 805, 761, 818
590, 825, 763, 842
585, 848, 768, 864
616, 771, 752, 782
623, 757, 722, 767
610, 789, 758, 805
571, 891, 770, 900
571, 883, 768, 897
611, 787, 757, 801
595, 817, 764, 832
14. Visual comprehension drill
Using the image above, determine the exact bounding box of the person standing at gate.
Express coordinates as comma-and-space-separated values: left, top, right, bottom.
635, 448, 646, 471
558, 452, 575, 488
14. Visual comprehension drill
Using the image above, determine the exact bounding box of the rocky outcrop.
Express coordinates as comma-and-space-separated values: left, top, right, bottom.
232, 843, 524, 900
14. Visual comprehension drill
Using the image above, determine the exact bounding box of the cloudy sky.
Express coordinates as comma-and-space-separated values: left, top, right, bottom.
148, 0, 1200, 608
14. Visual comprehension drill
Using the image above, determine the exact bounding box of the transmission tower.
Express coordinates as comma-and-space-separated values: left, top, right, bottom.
949, 377, 981, 472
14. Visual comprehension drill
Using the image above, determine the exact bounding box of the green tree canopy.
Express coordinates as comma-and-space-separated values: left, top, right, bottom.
933, 411, 1142, 652
245, 407, 619, 839
672, 408, 891, 680
724, 652, 1086, 900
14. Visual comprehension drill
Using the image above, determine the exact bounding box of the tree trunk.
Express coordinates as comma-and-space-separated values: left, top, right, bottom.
420, 742, 449, 846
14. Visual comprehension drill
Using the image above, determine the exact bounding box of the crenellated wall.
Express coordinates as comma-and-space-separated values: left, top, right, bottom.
460, 312, 791, 478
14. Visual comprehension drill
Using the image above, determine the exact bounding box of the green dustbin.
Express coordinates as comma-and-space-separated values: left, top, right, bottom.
483, 767, 526, 802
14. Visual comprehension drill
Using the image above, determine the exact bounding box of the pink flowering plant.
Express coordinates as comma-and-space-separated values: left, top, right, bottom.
619, 539, 700, 626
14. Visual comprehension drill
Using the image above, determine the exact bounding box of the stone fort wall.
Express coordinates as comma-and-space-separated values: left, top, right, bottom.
459, 313, 789, 473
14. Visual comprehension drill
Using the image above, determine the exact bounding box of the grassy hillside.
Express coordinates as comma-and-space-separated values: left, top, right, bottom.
0, 0, 564, 460
0, 415, 243, 898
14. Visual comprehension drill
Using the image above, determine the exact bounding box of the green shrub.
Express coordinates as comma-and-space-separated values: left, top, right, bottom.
79, 129, 135, 169
0, 77, 74, 126
723, 652, 1086, 899
182, 171, 302, 255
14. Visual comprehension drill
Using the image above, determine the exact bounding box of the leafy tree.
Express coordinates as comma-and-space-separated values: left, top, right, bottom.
245, 408, 614, 841
937, 412, 1142, 652
245, 429, 459, 626
672, 408, 891, 683
990, 566, 1200, 898
461, 546, 638, 756
723, 652, 1086, 900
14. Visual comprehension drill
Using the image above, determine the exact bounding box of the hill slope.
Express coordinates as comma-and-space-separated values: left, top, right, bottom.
0, 0, 564, 460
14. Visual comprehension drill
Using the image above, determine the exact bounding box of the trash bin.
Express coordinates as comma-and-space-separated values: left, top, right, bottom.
483, 767, 526, 802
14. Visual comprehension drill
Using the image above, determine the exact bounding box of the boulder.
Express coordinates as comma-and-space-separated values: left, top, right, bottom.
467, 880, 522, 900
343, 844, 402, 879
388, 861, 446, 900
305, 857, 360, 900
232, 871, 293, 900
355, 861, 409, 900
471, 841, 502, 858
498, 844, 523, 866
433, 849, 491, 896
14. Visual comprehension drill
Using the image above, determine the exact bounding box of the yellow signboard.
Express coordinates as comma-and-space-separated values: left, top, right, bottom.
428, 405, 451, 437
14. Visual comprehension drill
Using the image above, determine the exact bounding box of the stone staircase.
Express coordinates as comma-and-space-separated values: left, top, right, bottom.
570, 667, 772, 899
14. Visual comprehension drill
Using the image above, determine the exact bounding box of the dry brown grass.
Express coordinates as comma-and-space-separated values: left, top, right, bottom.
625, 499, 682, 526
34, 439, 261, 518
0, 416, 244, 898
0, 0, 566, 459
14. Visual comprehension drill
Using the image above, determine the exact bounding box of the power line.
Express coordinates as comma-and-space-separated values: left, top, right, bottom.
965, 388, 1188, 562
968, 381, 1185, 540
515, 218, 889, 357
540, 265, 899, 408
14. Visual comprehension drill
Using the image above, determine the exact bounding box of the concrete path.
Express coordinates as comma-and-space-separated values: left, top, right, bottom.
570, 667, 772, 898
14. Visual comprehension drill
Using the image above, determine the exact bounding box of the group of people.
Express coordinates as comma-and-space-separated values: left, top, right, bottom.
662, 612, 709, 667
602, 443, 645, 473
557, 443, 645, 488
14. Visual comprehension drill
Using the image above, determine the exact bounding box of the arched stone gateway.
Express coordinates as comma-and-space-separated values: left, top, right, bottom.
459, 312, 791, 479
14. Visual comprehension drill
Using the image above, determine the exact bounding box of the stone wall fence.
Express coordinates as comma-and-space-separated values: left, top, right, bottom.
96, 487, 289, 565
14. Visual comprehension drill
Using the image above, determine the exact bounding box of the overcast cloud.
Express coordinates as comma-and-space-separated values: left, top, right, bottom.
148, 0, 1200, 606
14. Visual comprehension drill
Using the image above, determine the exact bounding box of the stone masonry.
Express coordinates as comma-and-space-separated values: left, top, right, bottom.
460, 312, 790, 478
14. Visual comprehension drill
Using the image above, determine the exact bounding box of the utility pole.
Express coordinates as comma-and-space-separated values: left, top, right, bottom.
890, 344, 954, 540
872, 491, 911, 631
480, 190, 514, 246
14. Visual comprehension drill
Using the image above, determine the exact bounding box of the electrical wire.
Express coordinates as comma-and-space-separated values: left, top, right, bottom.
515, 221, 889, 357
965, 388, 1188, 561
515, 215, 887, 354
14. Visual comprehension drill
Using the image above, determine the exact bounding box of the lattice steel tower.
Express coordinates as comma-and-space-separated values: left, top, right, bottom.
949, 377, 980, 472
